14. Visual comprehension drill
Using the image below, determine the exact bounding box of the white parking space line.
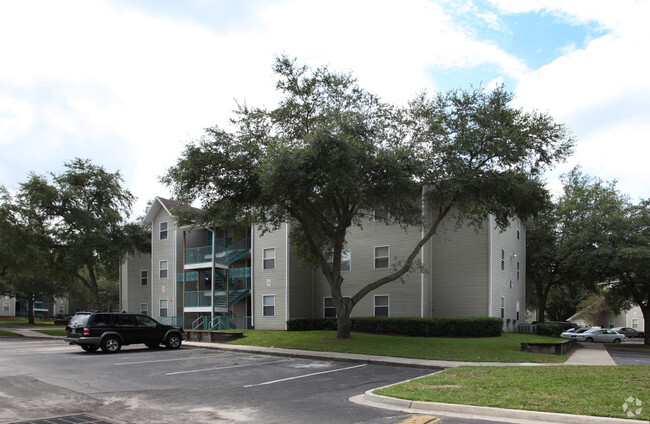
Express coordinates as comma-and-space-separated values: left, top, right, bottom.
114, 358, 191, 366
244, 364, 366, 387
166, 359, 287, 376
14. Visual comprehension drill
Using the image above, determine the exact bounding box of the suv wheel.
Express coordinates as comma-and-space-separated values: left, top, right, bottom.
165, 334, 182, 349
101, 335, 122, 353
80, 344, 99, 352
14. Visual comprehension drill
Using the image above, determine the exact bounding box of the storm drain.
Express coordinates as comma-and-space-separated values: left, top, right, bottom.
10, 414, 116, 424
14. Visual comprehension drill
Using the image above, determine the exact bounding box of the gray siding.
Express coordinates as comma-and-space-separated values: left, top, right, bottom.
288, 241, 314, 319
151, 208, 176, 319
490, 217, 526, 328
312, 218, 423, 318
252, 224, 289, 330
430, 216, 489, 317
120, 251, 152, 314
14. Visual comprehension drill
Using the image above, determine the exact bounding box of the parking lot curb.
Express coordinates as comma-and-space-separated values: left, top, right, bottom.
353, 391, 642, 424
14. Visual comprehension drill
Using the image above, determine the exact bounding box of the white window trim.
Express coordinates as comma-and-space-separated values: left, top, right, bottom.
327, 250, 351, 272
500, 296, 505, 319
501, 249, 505, 271
374, 245, 390, 269
263, 248, 276, 270
159, 221, 168, 240
159, 299, 168, 317
140, 303, 148, 315
263, 294, 275, 317
159, 260, 168, 279
374, 294, 390, 317
140, 270, 148, 286
323, 296, 350, 318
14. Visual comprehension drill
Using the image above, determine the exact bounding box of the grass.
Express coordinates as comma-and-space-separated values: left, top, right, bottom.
376, 365, 650, 421
0, 317, 54, 325
0, 329, 19, 337
32, 329, 65, 336
228, 330, 568, 363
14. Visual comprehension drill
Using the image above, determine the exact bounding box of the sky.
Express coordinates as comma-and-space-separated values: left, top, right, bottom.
1, 0, 648, 217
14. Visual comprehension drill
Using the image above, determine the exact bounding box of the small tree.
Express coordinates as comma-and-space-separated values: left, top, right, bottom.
165, 57, 573, 338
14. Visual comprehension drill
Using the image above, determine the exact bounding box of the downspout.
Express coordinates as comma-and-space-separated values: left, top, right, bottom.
250, 224, 255, 329
173, 227, 177, 323
182, 231, 186, 328
150, 222, 154, 318
210, 228, 216, 322
420, 185, 425, 318
285, 222, 290, 330
487, 214, 493, 317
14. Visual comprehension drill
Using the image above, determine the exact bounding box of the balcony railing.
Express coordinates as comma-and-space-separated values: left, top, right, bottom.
185, 236, 251, 266
184, 277, 250, 308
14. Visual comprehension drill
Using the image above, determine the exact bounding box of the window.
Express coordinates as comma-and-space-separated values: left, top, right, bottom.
500, 297, 505, 319
140, 270, 148, 286
135, 314, 157, 327
2, 301, 9, 311
324, 297, 336, 318
263, 248, 275, 270
58, 305, 64, 314
159, 261, 168, 279
632, 319, 639, 329
374, 246, 389, 269
516, 262, 520, 280
374, 209, 389, 220
328, 250, 351, 272
159, 222, 168, 240
374, 295, 389, 317
501, 249, 505, 271
323, 297, 350, 318
516, 301, 520, 321
115, 314, 134, 326
140, 303, 148, 315
516, 221, 520, 240
263, 295, 275, 316
159, 299, 168, 317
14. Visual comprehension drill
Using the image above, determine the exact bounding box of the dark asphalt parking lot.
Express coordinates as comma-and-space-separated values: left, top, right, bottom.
1, 339, 476, 424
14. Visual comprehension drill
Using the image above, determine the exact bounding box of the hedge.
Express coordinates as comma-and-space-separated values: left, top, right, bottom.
287, 316, 503, 337
535, 323, 564, 337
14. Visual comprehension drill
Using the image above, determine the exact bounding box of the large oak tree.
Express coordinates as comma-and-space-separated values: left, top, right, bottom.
164, 57, 573, 338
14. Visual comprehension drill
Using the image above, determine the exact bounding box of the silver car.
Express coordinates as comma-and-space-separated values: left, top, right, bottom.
574, 328, 625, 343
612, 327, 644, 338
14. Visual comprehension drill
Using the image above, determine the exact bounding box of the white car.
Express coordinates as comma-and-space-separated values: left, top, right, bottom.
574, 328, 625, 343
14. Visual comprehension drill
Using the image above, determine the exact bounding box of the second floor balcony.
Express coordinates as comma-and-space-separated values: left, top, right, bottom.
185, 235, 250, 267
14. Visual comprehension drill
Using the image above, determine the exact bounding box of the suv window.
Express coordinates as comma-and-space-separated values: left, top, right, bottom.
90, 314, 113, 326
135, 315, 158, 327
69, 314, 90, 327
115, 314, 135, 326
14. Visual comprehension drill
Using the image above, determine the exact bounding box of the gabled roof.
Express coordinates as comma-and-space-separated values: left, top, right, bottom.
143, 196, 202, 225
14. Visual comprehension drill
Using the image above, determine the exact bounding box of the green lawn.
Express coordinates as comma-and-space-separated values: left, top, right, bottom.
33, 329, 65, 336
0, 317, 54, 325
0, 329, 18, 337
376, 365, 650, 421
228, 331, 568, 363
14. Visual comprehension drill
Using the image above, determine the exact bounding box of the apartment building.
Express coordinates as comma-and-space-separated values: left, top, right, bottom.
120, 196, 527, 331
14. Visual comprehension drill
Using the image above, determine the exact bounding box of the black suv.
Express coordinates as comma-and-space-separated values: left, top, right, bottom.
64, 312, 184, 353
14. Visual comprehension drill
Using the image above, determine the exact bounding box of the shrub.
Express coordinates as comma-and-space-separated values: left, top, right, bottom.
287, 317, 503, 337
535, 323, 563, 337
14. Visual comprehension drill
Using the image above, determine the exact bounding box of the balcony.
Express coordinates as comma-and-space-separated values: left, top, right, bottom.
183, 276, 250, 309
185, 235, 251, 267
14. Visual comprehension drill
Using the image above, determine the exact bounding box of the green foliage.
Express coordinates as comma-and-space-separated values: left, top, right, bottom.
286, 318, 337, 331
287, 317, 503, 337
165, 56, 573, 338
535, 323, 563, 337
1, 159, 148, 311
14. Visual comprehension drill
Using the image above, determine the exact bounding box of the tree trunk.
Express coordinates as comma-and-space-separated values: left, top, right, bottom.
27, 293, 34, 325
536, 282, 547, 323
336, 312, 352, 339
87, 265, 101, 310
